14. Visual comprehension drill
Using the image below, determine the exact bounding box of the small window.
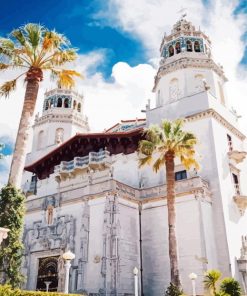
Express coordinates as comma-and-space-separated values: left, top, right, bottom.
169, 45, 174, 57
50, 98, 54, 108
187, 40, 192, 52
77, 103, 81, 112
194, 41, 201, 52
64, 98, 69, 108
57, 97, 62, 107
227, 134, 233, 152
175, 42, 181, 54
232, 173, 240, 195
44, 100, 49, 110
175, 170, 187, 181
232, 173, 238, 184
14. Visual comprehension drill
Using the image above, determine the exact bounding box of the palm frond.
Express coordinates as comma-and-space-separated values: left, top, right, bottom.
49, 49, 77, 66
0, 38, 15, 58
0, 79, 17, 97
153, 157, 165, 173
138, 155, 153, 168
162, 120, 172, 139
0, 63, 10, 70
23, 23, 44, 50
51, 69, 82, 89
10, 29, 26, 46
42, 30, 70, 51
139, 140, 155, 156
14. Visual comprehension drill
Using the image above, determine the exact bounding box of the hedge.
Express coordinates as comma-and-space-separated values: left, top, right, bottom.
0, 285, 86, 296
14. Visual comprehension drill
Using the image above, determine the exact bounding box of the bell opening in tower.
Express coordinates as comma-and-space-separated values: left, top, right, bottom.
36, 256, 59, 292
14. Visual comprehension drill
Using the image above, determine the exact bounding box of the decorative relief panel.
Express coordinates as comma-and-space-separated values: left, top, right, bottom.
100, 192, 121, 296
76, 200, 90, 291
23, 214, 76, 275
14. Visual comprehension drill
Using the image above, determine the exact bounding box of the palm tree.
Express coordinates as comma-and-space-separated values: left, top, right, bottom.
139, 119, 199, 287
204, 269, 222, 295
0, 23, 81, 188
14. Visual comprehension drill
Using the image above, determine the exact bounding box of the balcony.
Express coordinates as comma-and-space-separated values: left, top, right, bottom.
54, 150, 111, 179
228, 150, 247, 164
233, 184, 247, 215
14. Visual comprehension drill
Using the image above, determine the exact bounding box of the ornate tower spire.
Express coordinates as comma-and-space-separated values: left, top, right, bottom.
152, 18, 228, 110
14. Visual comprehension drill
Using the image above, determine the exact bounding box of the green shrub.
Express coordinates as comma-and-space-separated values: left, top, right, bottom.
0, 185, 25, 288
220, 278, 242, 296
0, 285, 86, 296
165, 282, 183, 296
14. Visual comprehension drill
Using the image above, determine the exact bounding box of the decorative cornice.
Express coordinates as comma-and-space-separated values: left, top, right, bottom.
153, 56, 227, 91
186, 109, 246, 141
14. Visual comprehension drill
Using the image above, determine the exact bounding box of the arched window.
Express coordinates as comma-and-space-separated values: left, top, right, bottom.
194, 74, 204, 92
44, 100, 49, 110
47, 205, 54, 225
37, 130, 44, 150
169, 45, 174, 57
64, 98, 69, 108
175, 42, 181, 54
169, 78, 180, 101
73, 100, 77, 109
194, 41, 201, 52
77, 103, 81, 112
218, 81, 225, 105
57, 97, 62, 107
55, 128, 64, 144
186, 40, 192, 52
50, 98, 54, 108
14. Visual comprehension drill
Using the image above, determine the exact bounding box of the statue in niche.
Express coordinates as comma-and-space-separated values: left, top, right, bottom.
47, 205, 54, 225
55, 128, 64, 145
57, 255, 66, 292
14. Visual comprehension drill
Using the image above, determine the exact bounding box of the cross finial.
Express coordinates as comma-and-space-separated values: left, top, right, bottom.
177, 7, 187, 20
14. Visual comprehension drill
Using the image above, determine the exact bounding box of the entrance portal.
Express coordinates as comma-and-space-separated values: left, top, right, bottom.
36, 256, 59, 292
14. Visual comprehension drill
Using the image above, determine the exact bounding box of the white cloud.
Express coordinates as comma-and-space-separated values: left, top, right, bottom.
95, 0, 247, 130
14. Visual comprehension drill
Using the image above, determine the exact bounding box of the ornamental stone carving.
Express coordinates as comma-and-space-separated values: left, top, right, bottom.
23, 215, 76, 255
76, 200, 90, 291
101, 193, 120, 296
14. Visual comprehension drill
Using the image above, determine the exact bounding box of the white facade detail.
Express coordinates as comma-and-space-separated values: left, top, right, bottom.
22, 18, 247, 296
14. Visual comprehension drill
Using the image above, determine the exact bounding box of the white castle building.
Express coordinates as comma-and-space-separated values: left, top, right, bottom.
22, 18, 247, 296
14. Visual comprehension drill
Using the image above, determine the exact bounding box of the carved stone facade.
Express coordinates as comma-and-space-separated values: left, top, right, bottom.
22, 18, 247, 296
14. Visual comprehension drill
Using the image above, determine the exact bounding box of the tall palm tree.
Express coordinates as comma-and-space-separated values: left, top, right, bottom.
0, 23, 81, 188
139, 119, 199, 287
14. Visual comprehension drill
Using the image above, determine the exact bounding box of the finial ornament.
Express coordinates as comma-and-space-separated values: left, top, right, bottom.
177, 7, 187, 20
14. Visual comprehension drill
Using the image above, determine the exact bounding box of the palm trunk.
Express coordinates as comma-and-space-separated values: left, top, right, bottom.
8, 69, 42, 188
165, 151, 181, 287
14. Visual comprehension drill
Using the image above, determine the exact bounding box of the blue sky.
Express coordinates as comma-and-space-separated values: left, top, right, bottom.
0, 0, 146, 78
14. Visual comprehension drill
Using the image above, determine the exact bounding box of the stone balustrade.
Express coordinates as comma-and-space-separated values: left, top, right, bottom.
115, 176, 210, 200
54, 150, 111, 177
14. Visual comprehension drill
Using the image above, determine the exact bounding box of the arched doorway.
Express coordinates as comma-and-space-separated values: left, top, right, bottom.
36, 256, 59, 292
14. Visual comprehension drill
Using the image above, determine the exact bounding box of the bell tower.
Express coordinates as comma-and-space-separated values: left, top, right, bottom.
26, 88, 89, 165
149, 17, 228, 120
146, 18, 247, 290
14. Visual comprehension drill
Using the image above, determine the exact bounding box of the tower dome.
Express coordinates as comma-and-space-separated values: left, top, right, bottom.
27, 88, 89, 164
152, 18, 227, 111
160, 18, 211, 59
